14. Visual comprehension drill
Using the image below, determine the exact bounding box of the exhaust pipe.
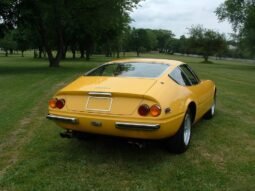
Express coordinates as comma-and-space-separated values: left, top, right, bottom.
128, 141, 147, 149
60, 130, 73, 138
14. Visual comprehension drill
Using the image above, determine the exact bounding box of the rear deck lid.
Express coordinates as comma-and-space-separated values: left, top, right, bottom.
59, 77, 157, 115
60, 76, 157, 96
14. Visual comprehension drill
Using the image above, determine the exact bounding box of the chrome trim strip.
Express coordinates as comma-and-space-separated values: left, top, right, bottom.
115, 122, 160, 131
46, 114, 78, 124
88, 92, 112, 97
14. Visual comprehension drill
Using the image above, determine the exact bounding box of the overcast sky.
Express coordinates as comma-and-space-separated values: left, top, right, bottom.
130, 0, 233, 37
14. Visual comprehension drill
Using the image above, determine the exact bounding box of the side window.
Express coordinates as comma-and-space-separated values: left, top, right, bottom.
180, 65, 200, 85
169, 67, 191, 86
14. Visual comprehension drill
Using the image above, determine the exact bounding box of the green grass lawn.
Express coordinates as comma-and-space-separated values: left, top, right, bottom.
0, 53, 254, 191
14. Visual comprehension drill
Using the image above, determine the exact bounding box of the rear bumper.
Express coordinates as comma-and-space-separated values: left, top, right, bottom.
115, 122, 160, 131
46, 112, 184, 140
46, 114, 78, 124
47, 114, 159, 131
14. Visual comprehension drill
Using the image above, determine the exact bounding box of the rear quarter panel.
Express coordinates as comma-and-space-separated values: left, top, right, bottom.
146, 75, 216, 123
186, 79, 216, 122
145, 74, 191, 120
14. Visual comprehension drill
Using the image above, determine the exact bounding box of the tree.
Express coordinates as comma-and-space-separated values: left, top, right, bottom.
1, 0, 141, 67
178, 35, 191, 55
63, 0, 141, 61
216, 0, 255, 56
17, 0, 73, 67
0, 0, 16, 38
129, 29, 144, 56
188, 25, 227, 62
120, 26, 132, 56
166, 38, 180, 54
0, 31, 17, 56
154, 30, 175, 53
12, 28, 31, 57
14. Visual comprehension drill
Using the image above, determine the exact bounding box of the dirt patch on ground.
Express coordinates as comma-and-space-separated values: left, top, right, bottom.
0, 103, 42, 178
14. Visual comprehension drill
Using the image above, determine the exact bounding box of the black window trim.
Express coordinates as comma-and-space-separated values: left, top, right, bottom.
178, 66, 192, 86
168, 67, 192, 86
179, 64, 200, 85
185, 64, 201, 83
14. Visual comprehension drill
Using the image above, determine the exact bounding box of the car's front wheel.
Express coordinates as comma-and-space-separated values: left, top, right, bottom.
166, 110, 192, 154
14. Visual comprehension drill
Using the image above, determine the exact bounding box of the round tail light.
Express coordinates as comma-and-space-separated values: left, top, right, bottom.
150, 104, 161, 117
49, 98, 57, 108
56, 99, 65, 109
138, 104, 150, 116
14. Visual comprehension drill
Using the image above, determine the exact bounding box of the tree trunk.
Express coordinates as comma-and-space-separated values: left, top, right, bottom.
117, 50, 120, 58
204, 55, 209, 62
137, 50, 140, 57
81, 50, 85, 58
5, 50, 8, 57
71, 49, 76, 59
34, 49, 38, 58
49, 59, 59, 67
80, 45, 85, 59
47, 51, 57, 67
44, 45, 61, 67
39, 47, 43, 58
21, 51, 24, 57
39, 50, 42, 58
62, 51, 66, 59
48, 54, 61, 67
86, 50, 90, 61
62, 46, 68, 59
105, 47, 112, 57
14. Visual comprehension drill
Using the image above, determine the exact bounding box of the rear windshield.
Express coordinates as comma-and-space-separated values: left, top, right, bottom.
87, 62, 169, 78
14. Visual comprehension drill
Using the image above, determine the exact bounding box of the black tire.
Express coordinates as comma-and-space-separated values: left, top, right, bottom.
204, 95, 216, 120
166, 110, 192, 154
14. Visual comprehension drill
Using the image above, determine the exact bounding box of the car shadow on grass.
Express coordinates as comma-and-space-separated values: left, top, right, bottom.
57, 134, 175, 167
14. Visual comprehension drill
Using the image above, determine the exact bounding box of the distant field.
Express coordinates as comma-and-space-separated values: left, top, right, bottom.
0, 53, 254, 191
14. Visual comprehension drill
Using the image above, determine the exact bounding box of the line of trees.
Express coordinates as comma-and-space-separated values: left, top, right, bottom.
0, 0, 142, 67
1, 0, 254, 66
0, 24, 230, 63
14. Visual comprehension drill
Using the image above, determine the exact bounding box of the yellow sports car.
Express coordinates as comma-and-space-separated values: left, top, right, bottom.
47, 58, 216, 153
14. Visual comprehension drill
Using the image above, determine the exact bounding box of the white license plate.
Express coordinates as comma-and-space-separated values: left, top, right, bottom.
86, 96, 112, 112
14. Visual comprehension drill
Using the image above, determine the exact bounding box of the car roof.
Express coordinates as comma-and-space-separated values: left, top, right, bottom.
108, 58, 183, 67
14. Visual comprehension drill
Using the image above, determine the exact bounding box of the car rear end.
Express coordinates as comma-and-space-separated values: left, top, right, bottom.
47, 61, 184, 139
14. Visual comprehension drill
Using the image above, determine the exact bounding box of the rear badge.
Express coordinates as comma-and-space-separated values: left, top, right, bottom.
91, 121, 102, 127
165, 108, 171, 114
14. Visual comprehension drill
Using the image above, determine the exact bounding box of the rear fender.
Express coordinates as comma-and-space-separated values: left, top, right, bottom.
184, 98, 198, 123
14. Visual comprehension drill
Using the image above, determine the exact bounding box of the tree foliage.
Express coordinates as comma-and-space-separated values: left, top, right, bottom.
216, 0, 255, 56
12, 27, 31, 57
0, 0, 17, 37
0, 30, 17, 56
188, 25, 227, 62
0, 0, 142, 67
129, 28, 157, 56
154, 30, 175, 53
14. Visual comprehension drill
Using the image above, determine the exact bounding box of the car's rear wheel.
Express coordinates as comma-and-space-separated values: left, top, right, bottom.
166, 110, 192, 154
204, 95, 216, 120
